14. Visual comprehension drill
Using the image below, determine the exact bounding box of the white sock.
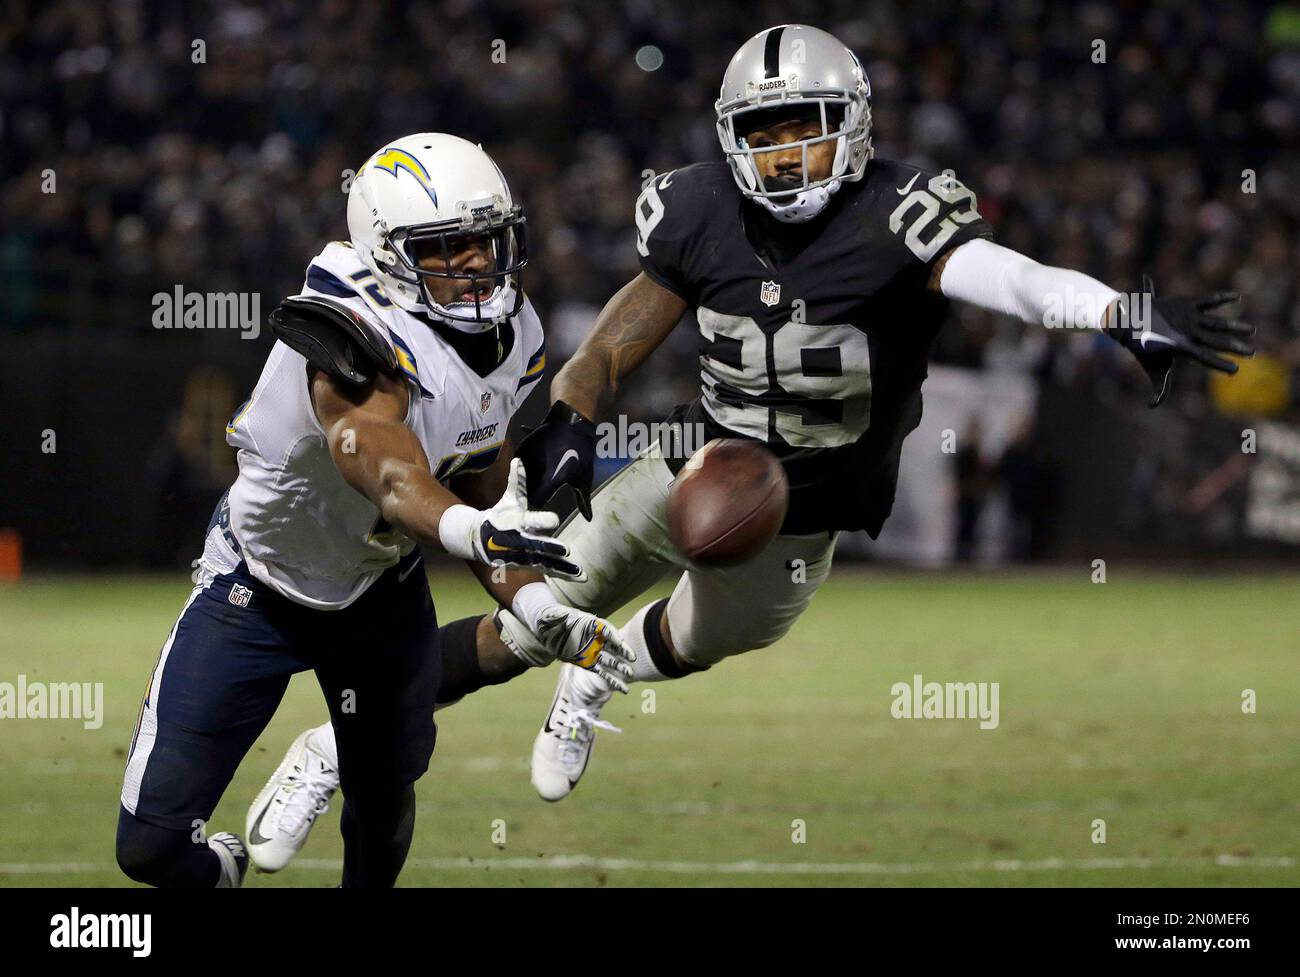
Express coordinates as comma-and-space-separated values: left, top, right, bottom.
620, 601, 676, 683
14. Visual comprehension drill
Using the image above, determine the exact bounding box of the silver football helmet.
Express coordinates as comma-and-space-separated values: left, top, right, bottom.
715, 24, 873, 223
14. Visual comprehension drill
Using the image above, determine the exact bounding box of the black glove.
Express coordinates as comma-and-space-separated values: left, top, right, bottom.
1108, 277, 1254, 408
474, 522, 584, 580
514, 400, 598, 519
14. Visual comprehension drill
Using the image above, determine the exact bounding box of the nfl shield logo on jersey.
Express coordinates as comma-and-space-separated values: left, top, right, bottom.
480, 391, 492, 415
759, 280, 781, 307
228, 584, 253, 608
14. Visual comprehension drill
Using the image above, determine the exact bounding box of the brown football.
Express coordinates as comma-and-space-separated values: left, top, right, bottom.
667, 439, 789, 566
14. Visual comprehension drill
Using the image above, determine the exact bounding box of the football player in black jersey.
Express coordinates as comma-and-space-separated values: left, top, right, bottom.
511, 24, 1254, 800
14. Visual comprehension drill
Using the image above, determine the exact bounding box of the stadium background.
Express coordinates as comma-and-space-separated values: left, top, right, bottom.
3, 0, 1299, 567
0, 1, 1296, 887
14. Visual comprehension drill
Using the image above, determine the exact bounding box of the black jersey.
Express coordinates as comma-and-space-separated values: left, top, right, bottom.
636, 159, 993, 536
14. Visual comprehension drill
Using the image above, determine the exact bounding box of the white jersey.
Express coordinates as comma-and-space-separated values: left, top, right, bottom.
222, 241, 546, 609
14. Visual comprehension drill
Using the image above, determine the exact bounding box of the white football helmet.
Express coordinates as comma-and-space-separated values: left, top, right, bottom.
346, 133, 528, 332
715, 25, 873, 223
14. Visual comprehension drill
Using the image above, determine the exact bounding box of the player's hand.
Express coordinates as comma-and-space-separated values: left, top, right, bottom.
460, 459, 586, 580
1109, 278, 1254, 408
532, 605, 635, 693
515, 400, 598, 520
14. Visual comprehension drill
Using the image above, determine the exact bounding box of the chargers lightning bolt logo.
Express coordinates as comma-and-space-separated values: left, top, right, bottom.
367, 148, 439, 207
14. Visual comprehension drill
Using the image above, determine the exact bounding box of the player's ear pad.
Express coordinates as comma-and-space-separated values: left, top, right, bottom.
269, 295, 399, 386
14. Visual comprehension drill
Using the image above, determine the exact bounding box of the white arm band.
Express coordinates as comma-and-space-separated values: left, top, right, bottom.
437, 503, 481, 560
938, 238, 1120, 331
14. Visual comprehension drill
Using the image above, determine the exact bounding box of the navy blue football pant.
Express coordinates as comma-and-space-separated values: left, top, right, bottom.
117, 549, 441, 888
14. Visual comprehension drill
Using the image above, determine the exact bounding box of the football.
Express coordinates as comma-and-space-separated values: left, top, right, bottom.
666, 439, 789, 565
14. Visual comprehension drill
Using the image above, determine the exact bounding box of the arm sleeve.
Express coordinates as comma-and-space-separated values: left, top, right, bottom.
938, 238, 1121, 330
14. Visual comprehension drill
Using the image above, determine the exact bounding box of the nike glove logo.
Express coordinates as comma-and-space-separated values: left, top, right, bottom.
1138, 331, 1176, 349
551, 449, 580, 480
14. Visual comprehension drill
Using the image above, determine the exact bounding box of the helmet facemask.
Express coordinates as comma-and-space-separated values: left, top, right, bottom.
717, 85, 872, 223
380, 205, 528, 333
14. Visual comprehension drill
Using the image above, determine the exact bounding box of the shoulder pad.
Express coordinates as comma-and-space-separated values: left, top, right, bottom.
268, 295, 398, 386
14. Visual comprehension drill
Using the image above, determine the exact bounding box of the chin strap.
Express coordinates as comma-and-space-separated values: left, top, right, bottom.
422, 284, 514, 333
754, 178, 842, 223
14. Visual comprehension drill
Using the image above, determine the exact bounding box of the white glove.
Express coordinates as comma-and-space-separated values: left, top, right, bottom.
511, 583, 636, 692
438, 459, 585, 581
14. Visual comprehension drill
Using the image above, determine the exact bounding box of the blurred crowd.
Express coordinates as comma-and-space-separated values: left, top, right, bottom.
4, 0, 1300, 435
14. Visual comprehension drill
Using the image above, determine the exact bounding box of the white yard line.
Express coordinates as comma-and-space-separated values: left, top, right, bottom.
2, 854, 1293, 876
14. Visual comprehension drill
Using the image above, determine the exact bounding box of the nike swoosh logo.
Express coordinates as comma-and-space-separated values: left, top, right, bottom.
542, 685, 568, 734
552, 449, 580, 480
896, 173, 920, 196
249, 805, 274, 846
659, 174, 673, 189
486, 537, 510, 553
397, 558, 423, 583
1138, 332, 1176, 349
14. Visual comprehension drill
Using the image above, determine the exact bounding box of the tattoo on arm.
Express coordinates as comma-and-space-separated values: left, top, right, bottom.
552, 273, 687, 419
593, 285, 674, 382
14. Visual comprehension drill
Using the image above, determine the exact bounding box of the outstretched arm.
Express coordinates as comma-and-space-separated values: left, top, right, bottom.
516, 272, 688, 515
551, 271, 689, 421
929, 238, 1120, 329
309, 368, 581, 577
930, 238, 1253, 406
311, 367, 454, 546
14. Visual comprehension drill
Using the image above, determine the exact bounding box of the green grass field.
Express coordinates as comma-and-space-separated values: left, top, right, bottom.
1, 568, 1296, 887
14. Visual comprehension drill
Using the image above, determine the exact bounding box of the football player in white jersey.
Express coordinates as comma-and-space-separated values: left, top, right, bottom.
116, 133, 632, 888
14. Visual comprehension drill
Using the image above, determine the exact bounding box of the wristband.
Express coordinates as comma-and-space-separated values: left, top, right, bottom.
437, 504, 481, 561
547, 400, 598, 437
512, 581, 557, 633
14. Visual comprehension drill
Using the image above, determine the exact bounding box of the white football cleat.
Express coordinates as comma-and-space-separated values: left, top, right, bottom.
208, 832, 249, 888
246, 725, 339, 873
531, 662, 620, 802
